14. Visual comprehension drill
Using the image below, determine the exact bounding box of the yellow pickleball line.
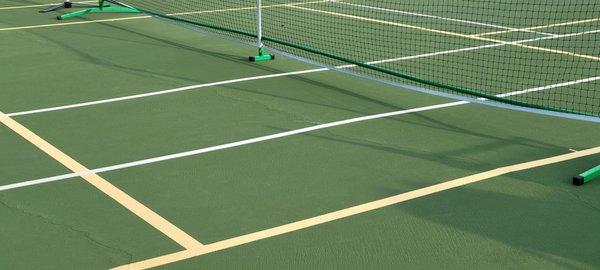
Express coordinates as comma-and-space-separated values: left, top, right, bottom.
113, 146, 600, 269
0, 112, 203, 250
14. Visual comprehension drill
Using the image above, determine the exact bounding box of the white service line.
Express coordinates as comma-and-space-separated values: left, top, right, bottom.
0, 101, 466, 192
6, 68, 327, 117
497, 76, 600, 98
2, 75, 598, 192
330, 0, 556, 37
7, 44, 492, 117
0, 1, 96, 10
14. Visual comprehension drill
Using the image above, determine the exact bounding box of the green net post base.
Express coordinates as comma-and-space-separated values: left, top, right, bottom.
573, 165, 600, 186
58, 6, 139, 20
249, 47, 274, 62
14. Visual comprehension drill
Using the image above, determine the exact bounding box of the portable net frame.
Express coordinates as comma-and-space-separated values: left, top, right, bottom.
102, 0, 599, 121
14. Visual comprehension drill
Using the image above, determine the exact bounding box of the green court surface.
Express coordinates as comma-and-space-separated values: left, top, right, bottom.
1, 0, 599, 269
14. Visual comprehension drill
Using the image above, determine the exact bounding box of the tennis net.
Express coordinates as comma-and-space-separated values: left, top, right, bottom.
108, 0, 600, 120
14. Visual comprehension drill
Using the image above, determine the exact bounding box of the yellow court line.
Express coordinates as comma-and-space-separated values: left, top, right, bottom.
0, 111, 203, 250
289, 5, 600, 61
0, 0, 328, 32
113, 146, 600, 269
472, 18, 600, 37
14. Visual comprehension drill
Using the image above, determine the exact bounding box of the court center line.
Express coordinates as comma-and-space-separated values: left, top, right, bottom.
7, 27, 596, 117
331, 0, 556, 37
2, 75, 598, 193
0, 111, 204, 250
288, 5, 600, 61
0, 1, 96, 10
111, 145, 600, 269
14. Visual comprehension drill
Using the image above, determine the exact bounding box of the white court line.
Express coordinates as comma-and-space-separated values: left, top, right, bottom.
0, 1, 96, 10
331, 0, 556, 37
496, 76, 600, 97
7, 27, 598, 117
2, 75, 598, 192
0, 102, 466, 192
6, 68, 326, 117
6, 44, 494, 117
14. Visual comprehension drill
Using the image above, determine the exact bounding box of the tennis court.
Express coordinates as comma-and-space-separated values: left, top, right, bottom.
1, 0, 599, 269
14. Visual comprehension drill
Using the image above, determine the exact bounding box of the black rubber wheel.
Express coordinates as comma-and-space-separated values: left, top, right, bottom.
573, 176, 584, 186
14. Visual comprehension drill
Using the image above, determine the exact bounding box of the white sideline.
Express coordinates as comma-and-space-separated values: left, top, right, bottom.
1, 75, 598, 192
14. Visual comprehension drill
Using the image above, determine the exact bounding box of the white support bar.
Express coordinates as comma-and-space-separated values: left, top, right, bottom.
256, 0, 263, 48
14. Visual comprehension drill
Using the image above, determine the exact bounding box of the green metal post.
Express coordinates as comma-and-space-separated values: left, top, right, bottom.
573, 165, 600, 186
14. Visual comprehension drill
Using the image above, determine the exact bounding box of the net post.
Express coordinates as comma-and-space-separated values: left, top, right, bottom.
249, 0, 274, 62
573, 165, 600, 186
